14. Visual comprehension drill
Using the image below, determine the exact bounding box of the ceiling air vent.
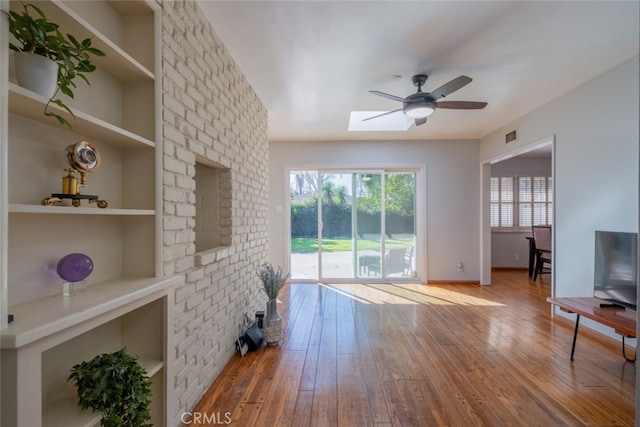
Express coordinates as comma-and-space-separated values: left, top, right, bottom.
505, 129, 517, 144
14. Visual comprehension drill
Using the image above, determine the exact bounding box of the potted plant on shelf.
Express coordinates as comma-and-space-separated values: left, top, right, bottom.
5, 2, 105, 128
68, 348, 152, 427
257, 262, 290, 346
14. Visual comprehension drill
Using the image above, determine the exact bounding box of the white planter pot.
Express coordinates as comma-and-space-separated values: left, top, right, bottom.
13, 52, 59, 99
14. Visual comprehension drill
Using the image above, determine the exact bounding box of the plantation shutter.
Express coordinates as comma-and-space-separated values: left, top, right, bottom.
492, 174, 552, 229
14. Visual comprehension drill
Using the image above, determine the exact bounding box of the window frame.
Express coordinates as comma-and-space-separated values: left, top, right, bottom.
491, 173, 552, 231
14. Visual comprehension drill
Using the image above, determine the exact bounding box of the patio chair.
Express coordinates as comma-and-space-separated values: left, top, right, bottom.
368, 247, 413, 277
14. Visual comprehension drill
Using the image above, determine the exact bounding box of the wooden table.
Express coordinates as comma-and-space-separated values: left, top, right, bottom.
547, 297, 637, 362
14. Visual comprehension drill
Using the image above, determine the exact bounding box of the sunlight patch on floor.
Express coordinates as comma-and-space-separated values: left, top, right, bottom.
319, 283, 505, 306
395, 283, 506, 306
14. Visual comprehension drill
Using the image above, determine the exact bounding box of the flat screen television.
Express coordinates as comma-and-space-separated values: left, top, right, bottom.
593, 230, 638, 309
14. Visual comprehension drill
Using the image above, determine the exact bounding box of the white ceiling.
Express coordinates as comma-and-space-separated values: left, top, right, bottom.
198, 1, 639, 142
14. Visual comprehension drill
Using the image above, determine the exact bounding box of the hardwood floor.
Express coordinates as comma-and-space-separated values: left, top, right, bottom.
187, 271, 636, 426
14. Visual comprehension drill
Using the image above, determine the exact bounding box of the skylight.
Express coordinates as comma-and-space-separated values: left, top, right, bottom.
348, 111, 413, 132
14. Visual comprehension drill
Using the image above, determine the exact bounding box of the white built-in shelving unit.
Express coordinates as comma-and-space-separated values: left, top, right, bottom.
0, 1, 178, 426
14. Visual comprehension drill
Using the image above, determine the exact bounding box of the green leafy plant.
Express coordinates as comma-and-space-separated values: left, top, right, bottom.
5, 2, 105, 128
68, 348, 152, 427
257, 262, 290, 299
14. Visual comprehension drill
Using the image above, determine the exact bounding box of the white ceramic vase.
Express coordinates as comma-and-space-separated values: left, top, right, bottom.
263, 299, 283, 346
13, 52, 59, 99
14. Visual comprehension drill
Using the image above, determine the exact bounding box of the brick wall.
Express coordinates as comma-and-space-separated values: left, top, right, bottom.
161, 1, 269, 424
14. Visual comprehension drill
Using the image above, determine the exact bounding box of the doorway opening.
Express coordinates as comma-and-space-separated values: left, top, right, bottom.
480, 136, 555, 287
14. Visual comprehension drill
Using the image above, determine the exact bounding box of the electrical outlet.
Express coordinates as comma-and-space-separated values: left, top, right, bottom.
456, 262, 464, 272
514, 254, 520, 261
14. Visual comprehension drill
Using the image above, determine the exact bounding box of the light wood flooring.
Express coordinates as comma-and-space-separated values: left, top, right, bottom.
188, 270, 636, 426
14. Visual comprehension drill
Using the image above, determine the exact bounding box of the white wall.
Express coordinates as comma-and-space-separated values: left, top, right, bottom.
480, 57, 639, 336
491, 232, 530, 268
269, 139, 481, 281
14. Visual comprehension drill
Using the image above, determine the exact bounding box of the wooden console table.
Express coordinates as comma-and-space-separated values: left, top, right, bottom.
547, 297, 637, 362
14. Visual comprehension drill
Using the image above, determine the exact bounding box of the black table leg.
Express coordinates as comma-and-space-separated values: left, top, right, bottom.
570, 314, 580, 361
622, 336, 636, 363
527, 237, 536, 277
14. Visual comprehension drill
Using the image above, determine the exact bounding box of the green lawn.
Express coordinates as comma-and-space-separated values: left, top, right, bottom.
291, 237, 412, 253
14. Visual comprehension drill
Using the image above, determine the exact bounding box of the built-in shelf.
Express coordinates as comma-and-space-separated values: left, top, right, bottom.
8, 84, 155, 148
9, 204, 155, 216
140, 356, 164, 377
2, 276, 179, 349
42, 357, 162, 427
9, 0, 154, 82
44, 394, 100, 427
2, 0, 167, 424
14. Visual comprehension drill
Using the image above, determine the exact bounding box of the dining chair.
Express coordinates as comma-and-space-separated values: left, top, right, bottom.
532, 225, 552, 281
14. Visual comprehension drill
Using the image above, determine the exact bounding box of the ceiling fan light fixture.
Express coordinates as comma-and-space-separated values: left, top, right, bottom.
404, 102, 435, 119
367, 75, 484, 129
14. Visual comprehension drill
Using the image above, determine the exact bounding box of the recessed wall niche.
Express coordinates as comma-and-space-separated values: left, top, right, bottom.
194, 159, 232, 253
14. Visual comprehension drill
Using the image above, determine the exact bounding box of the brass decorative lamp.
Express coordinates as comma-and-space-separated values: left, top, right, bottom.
42, 141, 108, 208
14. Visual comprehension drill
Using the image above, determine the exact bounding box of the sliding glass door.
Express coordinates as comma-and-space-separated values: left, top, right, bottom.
382, 172, 416, 278
290, 170, 319, 280
320, 172, 355, 279
290, 169, 417, 281
353, 172, 382, 279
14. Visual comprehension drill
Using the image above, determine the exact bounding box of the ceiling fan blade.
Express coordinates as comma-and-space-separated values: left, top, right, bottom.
436, 101, 487, 109
369, 90, 405, 102
362, 108, 403, 121
429, 76, 473, 99
414, 117, 427, 126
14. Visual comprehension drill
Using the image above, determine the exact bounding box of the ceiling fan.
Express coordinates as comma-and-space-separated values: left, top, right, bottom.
364, 74, 487, 126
